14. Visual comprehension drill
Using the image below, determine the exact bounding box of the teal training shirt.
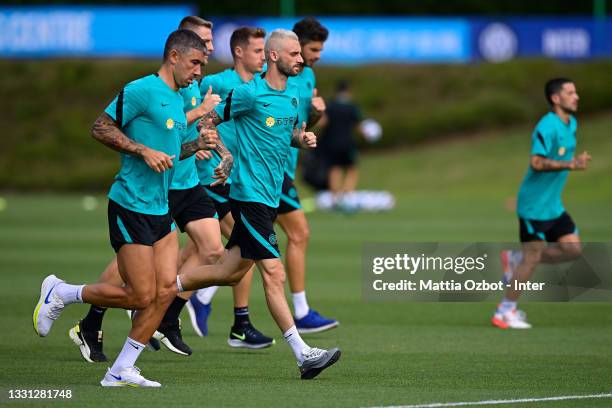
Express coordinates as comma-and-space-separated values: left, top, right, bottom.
171, 81, 202, 190
105, 74, 187, 215
517, 112, 577, 221
284, 66, 316, 180
197, 69, 246, 185
214, 73, 300, 207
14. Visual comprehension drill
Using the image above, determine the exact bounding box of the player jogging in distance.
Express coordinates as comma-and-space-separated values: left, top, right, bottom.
493, 78, 591, 329
184, 26, 275, 348
176, 29, 341, 379
33, 30, 215, 387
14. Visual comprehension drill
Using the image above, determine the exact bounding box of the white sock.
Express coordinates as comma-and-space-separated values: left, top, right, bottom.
499, 298, 517, 313
110, 337, 145, 376
196, 287, 218, 305
292, 291, 309, 319
176, 276, 184, 293
55, 283, 85, 305
283, 325, 309, 364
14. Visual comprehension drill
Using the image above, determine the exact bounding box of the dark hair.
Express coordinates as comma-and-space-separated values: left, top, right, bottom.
545, 78, 573, 105
230, 27, 266, 58
178, 16, 213, 30
163, 29, 206, 61
336, 79, 350, 93
292, 17, 328, 45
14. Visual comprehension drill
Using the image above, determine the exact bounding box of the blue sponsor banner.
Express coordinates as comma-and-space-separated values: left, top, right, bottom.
212, 17, 472, 64
4, 10, 612, 63
473, 18, 612, 62
0, 6, 194, 58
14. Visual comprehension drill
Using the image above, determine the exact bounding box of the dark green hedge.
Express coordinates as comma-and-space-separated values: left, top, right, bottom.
2, 59, 612, 190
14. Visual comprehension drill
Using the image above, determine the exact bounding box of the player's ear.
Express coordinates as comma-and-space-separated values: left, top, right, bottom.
235, 46, 243, 59
168, 48, 180, 65
269, 49, 279, 62
551, 93, 561, 106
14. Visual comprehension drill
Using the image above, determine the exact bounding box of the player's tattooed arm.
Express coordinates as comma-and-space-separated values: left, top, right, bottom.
291, 121, 317, 149
91, 112, 175, 173
211, 139, 234, 186
530, 152, 591, 171
91, 112, 146, 155
180, 128, 218, 160
200, 110, 223, 127
179, 115, 223, 160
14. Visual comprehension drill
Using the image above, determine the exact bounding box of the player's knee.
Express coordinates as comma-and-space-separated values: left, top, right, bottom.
130, 292, 153, 310
288, 224, 310, 246
262, 262, 286, 288
155, 284, 176, 306
523, 249, 543, 265
198, 244, 224, 265
562, 243, 582, 259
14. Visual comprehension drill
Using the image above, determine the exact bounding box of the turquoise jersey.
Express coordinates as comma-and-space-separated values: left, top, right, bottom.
197, 69, 246, 185
105, 74, 187, 215
284, 66, 316, 180
517, 112, 577, 220
171, 81, 202, 190
215, 73, 300, 207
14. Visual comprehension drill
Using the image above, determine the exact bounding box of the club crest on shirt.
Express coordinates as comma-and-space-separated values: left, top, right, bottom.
166, 118, 174, 129
291, 97, 298, 107
558, 147, 566, 156
265, 116, 275, 127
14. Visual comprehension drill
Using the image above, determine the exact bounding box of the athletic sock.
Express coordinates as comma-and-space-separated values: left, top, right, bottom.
196, 286, 218, 305
283, 325, 309, 364
161, 297, 187, 326
81, 305, 107, 332
55, 282, 85, 305
292, 291, 309, 320
110, 337, 145, 376
498, 298, 517, 313
233, 306, 250, 326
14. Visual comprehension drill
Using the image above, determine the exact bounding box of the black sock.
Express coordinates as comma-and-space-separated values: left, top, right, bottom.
161, 296, 187, 326
234, 306, 250, 326
81, 305, 107, 332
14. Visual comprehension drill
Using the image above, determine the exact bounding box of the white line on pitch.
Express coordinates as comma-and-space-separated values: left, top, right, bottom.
364, 392, 612, 408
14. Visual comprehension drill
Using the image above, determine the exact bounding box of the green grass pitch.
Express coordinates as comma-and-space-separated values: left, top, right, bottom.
0, 114, 611, 407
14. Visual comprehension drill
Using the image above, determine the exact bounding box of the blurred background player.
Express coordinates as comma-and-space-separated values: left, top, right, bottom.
493, 78, 591, 329
316, 79, 364, 204
185, 26, 275, 348
276, 17, 339, 333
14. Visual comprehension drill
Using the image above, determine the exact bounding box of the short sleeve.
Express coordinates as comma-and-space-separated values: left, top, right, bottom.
215, 82, 255, 122
200, 73, 225, 97
105, 81, 148, 128
530, 126, 553, 157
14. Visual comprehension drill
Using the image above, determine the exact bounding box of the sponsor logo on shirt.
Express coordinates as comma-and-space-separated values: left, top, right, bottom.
558, 147, 566, 156
166, 118, 174, 129
191, 97, 197, 106
265, 117, 275, 127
